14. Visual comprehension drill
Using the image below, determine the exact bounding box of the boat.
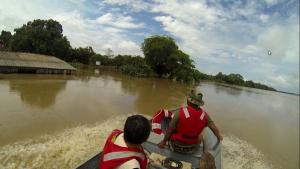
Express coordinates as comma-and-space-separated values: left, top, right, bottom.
76, 113, 222, 169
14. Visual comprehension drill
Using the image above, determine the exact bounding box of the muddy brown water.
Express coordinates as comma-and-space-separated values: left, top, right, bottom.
0, 71, 298, 169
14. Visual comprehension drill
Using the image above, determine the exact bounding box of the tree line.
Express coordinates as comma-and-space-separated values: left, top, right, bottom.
0, 19, 275, 91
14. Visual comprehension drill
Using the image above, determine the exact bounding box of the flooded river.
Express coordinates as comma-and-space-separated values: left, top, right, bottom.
0, 70, 299, 169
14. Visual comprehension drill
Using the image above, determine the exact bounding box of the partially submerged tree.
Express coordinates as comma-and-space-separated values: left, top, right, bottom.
141, 35, 179, 77
9, 19, 71, 60
71, 46, 95, 64
141, 35, 196, 81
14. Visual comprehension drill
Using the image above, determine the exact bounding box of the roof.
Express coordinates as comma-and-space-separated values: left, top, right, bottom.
0, 52, 75, 70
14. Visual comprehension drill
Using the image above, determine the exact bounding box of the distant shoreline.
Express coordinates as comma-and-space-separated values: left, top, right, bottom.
197, 80, 299, 96
70, 63, 299, 95
275, 90, 300, 96
0, 67, 298, 96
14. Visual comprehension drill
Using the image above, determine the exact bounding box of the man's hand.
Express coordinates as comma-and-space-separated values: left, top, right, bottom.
158, 140, 167, 148
217, 135, 223, 141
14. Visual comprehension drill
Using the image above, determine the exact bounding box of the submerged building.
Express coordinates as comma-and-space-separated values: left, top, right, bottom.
0, 52, 76, 74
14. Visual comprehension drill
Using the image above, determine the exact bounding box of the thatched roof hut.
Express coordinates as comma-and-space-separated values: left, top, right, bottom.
0, 52, 75, 74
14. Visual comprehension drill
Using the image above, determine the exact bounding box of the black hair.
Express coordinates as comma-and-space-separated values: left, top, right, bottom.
124, 115, 151, 145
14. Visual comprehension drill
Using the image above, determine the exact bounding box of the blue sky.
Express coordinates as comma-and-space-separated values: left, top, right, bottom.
0, 0, 299, 93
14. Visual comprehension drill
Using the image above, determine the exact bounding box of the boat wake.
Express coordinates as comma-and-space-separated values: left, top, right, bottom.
0, 115, 273, 169
222, 135, 273, 169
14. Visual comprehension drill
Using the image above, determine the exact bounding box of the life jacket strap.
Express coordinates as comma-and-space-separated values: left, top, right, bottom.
103, 151, 145, 162
182, 107, 190, 118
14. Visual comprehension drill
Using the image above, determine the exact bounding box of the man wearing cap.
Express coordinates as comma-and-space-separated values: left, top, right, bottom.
158, 90, 222, 153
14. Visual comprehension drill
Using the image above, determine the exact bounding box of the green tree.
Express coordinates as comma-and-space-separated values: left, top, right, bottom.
141, 35, 197, 82
141, 35, 179, 77
0, 30, 12, 50
120, 56, 153, 77
112, 55, 132, 67
245, 80, 255, 87
70, 46, 95, 64
167, 50, 197, 83
215, 72, 227, 83
171, 50, 194, 75
225, 73, 244, 85
9, 19, 71, 60
193, 69, 213, 82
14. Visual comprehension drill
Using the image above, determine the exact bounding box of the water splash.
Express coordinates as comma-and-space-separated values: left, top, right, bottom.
222, 135, 274, 169
0, 115, 273, 169
0, 115, 127, 169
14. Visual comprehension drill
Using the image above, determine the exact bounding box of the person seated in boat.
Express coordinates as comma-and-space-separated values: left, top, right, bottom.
99, 115, 151, 169
158, 90, 223, 154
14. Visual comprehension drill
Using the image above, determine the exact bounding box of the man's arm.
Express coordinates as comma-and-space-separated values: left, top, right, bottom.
206, 114, 223, 141
208, 122, 223, 141
158, 111, 179, 148
157, 124, 175, 148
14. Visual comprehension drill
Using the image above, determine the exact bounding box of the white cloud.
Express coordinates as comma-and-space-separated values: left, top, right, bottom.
152, 0, 224, 26
96, 13, 113, 24
0, 0, 143, 56
264, 0, 287, 5
95, 13, 144, 29
103, 27, 124, 33
266, 74, 299, 92
269, 75, 288, 85
152, 1, 263, 63
259, 14, 269, 23
102, 0, 150, 12
53, 11, 142, 55
154, 15, 213, 61
257, 16, 299, 63
117, 41, 141, 54
0, 0, 91, 32
151, 0, 298, 93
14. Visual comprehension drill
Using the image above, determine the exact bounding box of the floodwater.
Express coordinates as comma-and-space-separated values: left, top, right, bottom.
0, 70, 299, 169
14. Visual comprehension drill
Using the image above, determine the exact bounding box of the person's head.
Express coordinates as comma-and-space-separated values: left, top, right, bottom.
124, 115, 151, 145
187, 90, 204, 109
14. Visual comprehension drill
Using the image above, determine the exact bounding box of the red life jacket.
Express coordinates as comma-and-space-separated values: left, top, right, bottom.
99, 129, 148, 169
170, 106, 208, 144
151, 109, 173, 135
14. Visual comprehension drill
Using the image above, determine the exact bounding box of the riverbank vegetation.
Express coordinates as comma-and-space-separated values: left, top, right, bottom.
0, 19, 275, 91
